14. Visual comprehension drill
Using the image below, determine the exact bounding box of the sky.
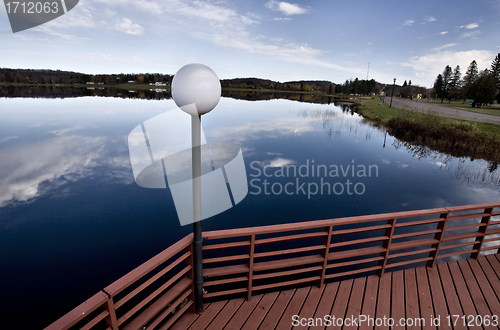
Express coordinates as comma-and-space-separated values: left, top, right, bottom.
0, 0, 499, 86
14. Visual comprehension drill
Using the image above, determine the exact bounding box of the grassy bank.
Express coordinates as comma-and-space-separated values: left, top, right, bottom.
355, 98, 500, 163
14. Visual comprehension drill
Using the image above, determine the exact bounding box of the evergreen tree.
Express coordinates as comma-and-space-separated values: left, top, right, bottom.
449, 65, 462, 100
408, 80, 412, 86
403, 80, 408, 87
466, 73, 496, 107
491, 53, 500, 89
434, 74, 444, 101
463, 60, 479, 91
440, 65, 453, 102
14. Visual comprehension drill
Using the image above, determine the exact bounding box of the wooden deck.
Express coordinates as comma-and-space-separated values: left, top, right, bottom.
171, 254, 500, 330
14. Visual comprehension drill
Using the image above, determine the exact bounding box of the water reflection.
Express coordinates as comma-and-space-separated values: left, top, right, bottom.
392, 139, 500, 190
293, 107, 380, 141
0, 85, 170, 100
1, 85, 341, 104
0, 134, 132, 208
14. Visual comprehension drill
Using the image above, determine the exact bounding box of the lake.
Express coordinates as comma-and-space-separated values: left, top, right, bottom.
1, 95, 499, 329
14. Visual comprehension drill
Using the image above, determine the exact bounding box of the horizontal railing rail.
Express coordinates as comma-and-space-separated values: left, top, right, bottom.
201, 202, 500, 301
46, 202, 500, 329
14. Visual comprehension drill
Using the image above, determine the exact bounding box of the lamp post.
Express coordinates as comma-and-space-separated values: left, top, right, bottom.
389, 78, 396, 108
171, 64, 221, 314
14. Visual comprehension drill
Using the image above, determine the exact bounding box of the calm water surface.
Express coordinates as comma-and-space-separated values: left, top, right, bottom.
1, 96, 499, 328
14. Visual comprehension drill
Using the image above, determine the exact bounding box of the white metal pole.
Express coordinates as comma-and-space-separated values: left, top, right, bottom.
192, 114, 203, 313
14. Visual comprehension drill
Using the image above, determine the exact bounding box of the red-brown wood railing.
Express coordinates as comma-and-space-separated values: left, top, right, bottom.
45, 234, 194, 330
45, 202, 500, 330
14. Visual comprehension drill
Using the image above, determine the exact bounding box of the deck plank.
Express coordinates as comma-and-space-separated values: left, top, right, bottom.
478, 256, 500, 300
415, 267, 435, 330
258, 289, 295, 330
405, 268, 421, 330
391, 270, 405, 329
292, 285, 325, 330
487, 254, 500, 279
343, 277, 366, 330
447, 261, 478, 324
359, 275, 379, 330
241, 291, 279, 330
426, 266, 452, 330
188, 300, 227, 330
437, 263, 467, 330
205, 298, 245, 330
456, 259, 493, 323
171, 303, 210, 330
309, 282, 339, 330
223, 295, 263, 330
275, 287, 311, 330
467, 259, 500, 317
327, 279, 353, 330
375, 275, 391, 330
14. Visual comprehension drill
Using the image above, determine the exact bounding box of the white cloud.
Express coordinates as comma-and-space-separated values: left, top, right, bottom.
268, 157, 296, 167
24, 25, 88, 43
437, 31, 448, 35
432, 43, 457, 51
403, 20, 414, 26
401, 49, 494, 81
48, 124, 96, 136
115, 18, 144, 35
465, 23, 479, 29
462, 30, 481, 39
265, 1, 309, 15
0, 136, 18, 143
192, 29, 363, 76
45, 5, 97, 29
424, 16, 436, 22
273, 17, 292, 21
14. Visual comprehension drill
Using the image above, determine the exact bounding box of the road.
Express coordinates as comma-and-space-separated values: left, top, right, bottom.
381, 97, 500, 125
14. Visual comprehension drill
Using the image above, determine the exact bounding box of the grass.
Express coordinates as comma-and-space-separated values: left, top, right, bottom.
355, 98, 500, 163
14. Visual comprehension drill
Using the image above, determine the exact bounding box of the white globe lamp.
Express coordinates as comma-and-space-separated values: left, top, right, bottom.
171, 63, 221, 116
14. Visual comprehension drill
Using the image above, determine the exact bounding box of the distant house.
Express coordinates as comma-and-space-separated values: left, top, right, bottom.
86, 82, 94, 84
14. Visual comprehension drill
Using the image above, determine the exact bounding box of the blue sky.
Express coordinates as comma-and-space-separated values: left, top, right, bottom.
0, 0, 499, 86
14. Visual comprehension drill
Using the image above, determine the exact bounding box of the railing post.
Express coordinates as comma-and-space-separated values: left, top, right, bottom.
378, 218, 396, 277
427, 212, 449, 268
472, 207, 493, 259
247, 234, 255, 301
319, 225, 333, 288
104, 297, 119, 330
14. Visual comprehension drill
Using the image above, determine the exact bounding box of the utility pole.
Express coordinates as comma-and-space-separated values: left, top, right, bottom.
389, 78, 396, 108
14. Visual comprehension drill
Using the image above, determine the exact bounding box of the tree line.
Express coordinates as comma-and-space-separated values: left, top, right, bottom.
0, 68, 173, 85
0, 69, 339, 92
433, 53, 500, 107
333, 78, 380, 96
2, 68, 402, 97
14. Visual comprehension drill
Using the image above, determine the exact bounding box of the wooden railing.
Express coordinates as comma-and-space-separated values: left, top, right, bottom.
46, 202, 500, 330
45, 234, 194, 330
200, 202, 500, 301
